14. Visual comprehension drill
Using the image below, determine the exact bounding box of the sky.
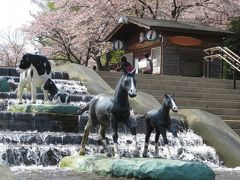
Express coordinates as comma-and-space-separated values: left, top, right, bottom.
0, 0, 40, 31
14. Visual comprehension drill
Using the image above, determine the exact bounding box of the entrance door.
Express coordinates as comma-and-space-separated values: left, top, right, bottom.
179, 48, 203, 77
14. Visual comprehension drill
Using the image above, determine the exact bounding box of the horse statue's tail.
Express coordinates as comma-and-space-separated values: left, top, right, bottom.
77, 103, 90, 115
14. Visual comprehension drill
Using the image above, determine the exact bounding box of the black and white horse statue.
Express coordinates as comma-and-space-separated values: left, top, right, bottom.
79, 68, 139, 158
142, 94, 178, 158
16, 54, 52, 104
42, 78, 70, 104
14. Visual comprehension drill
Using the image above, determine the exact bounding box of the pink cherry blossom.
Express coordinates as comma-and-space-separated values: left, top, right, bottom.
22, 0, 240, 69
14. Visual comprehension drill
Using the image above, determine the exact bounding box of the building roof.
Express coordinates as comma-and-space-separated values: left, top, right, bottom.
106, 16, 233, 41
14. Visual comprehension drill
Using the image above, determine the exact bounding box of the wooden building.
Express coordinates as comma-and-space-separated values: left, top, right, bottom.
105, 16, 232, 78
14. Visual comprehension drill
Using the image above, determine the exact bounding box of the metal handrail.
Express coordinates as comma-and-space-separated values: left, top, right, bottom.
223, 47, 240, 61
203, 46, 240, 89
204, 46, 240, 65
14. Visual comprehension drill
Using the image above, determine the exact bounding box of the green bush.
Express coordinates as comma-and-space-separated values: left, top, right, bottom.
223, 18, 240, 79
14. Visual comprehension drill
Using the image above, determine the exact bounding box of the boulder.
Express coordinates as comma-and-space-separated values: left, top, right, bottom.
0, 77, 10, 92
53, 64, 112, 95
53, 63, 160, 114
7, 104, 79, 115
60, 154, 215, 180
0, 165, 13, 180
178, 109, 240, 168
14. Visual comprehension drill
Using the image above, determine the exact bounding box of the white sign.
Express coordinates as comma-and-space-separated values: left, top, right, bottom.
153, 66, 160, 74
114, 40, 123, 50
146, 30, 157, 40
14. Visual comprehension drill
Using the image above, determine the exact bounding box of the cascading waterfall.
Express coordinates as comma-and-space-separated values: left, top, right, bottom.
1, 72, 240, 179
0, 130, 222, 167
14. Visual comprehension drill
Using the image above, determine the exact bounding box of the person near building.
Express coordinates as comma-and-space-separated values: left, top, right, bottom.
139, 53, 152, 74
115, 56, 133, 72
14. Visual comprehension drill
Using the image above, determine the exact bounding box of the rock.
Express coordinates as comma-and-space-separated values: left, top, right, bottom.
45, 148, 62, 165
7, 104, 79, 115
53, 63, 160, 114
178, 109, 240, 168
0, 165, 14, 180
60, 154, 215, 180
0, 77, 10, 92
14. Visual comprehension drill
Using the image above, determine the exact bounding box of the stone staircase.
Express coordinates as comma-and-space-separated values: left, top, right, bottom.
97, 71, 240, 135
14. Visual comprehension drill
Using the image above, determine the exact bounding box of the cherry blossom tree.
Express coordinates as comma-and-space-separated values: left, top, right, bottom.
134, 0, 240, 27
0, 30, 27, 67
24, 0, 137, 69
25, 0, 240, 70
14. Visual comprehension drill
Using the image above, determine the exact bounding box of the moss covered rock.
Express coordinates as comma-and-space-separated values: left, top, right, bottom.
60, 154, 215, 180
7, 104, 79, 115
0, 77, 10, 92
0, 165, 13, 180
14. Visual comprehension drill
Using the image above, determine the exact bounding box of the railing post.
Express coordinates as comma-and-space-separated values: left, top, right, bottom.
233, 61, 237, 89
207, 60, 210, 78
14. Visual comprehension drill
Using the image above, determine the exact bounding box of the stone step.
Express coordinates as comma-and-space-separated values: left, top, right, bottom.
139, 86, 240, 95
97, 79, 240, 100
175, 98, 240, 109
140, 85, 240, 94
154, 91, 240, 101
219, 115, 240, 120
0, 111, 79, 132
99, 72, 235, 85
1, 71, 70, 81
0, 67, 19, 77
97, 71, 236, 84
224, 120, 240, 129
0, 92, 92, 103
233, 129, 240, 136
0, 131, 83, 145
181, 107, 240, 116
106, 78, 235, 90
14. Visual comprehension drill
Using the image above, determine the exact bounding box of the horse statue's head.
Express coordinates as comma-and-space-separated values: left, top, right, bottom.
164, 94, 178, 112
122, 68, 137, 98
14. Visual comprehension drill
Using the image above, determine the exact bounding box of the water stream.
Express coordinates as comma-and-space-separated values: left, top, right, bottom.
1, 73, 240, 179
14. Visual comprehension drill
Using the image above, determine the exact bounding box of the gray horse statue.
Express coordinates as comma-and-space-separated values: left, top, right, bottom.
79, 68, 139, 158
142, 94, 178, 158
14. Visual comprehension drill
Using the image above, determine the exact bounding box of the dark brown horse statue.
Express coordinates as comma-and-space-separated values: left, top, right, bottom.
142, 94, 178, 158
79, 68, 139, 158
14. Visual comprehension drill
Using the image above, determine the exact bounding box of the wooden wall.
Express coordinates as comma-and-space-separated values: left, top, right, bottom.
163, 32, 223, 77
120, 26, 224, 78
125, 26, 161, 60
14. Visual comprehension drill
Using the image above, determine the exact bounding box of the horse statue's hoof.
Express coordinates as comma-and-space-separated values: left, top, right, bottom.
142, 153, 147, 158
132, 149, 140, 157
166, 155, 173, 160
43, 100, 51, 104
142, 150, 148, 158
79, 149, 85, 156
105, 152, 112, 157
155, 151, 159, 157
114, 154, 121, 159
